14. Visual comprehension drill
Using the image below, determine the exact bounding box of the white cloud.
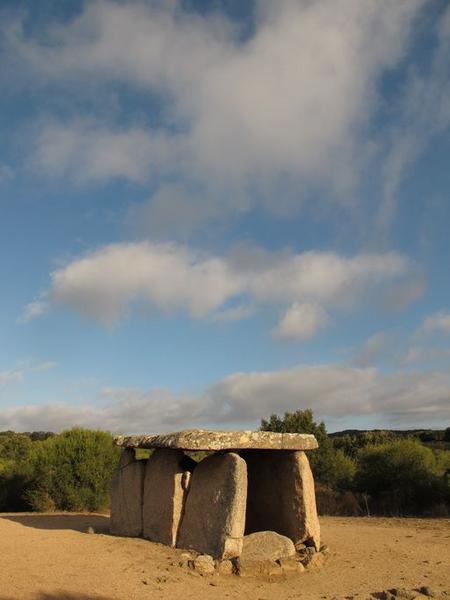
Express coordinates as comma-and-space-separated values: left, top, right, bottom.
31, 360, 58, 372
382, 277, 425, 311
353, 331, 392, 367
1, 363, 449, 432
402, 346, 450, 365
48, 242, 242, 326
418, 310, 450, 336
32, 119, 181, 184
0, 361, 57, 392
207, 365, 450, 425
18, 299, 48, 323
0, 370, 23, 387
273, 303, 330, 340
126, 183, 230, 241
211, 305, 255, 323
30, 241, 414, 330
379, 3, 450, 230
5, 0, 427, 223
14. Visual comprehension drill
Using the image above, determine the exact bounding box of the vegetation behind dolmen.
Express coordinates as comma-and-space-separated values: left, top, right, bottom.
0, 410, 449, 516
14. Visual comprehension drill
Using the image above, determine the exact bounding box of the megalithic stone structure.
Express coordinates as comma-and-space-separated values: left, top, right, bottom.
143, 448, 196, 546
176, 452, 247, 559
241, 450, 320, 550
111, 429, 320, 559
110, 448, 145, 537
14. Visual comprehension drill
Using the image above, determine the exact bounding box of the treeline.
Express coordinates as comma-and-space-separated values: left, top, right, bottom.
330, 428, 450, 450
1, 414, 449, 516
0, 428, 120, 512
261, 410, 450, 517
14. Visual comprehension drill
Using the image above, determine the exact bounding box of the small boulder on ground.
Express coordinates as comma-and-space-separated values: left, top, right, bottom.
241, 531, 296, 562
236, 531, 296, 577
192, 554, 215, 576
178, 552, 194, 568
216, 559, 234, 575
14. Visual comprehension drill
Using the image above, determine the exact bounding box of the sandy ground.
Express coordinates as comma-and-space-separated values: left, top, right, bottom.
0, 514, 449, 600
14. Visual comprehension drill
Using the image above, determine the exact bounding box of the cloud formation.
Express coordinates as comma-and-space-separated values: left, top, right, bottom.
379, 3, 450, 231
0, 361, 57, 392
1, 363, 449, 433
5, 0, 428, 228
353, 331, 394, 367
273, 303, 330, 340
26, 242, 415, 334
32, 119, 181, 184
19, 299, 48, 324
0, 370, 23, 387
419, 310, 450, 336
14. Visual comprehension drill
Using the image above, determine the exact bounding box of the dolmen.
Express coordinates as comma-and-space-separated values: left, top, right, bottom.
110, 429, 320, 560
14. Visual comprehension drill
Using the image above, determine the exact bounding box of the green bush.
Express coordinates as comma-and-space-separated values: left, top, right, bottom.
25, 428, 121, 512
356, 439, 448, 515
0, 432, 35, 511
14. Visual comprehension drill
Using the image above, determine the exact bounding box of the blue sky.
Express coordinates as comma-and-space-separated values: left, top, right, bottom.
0, 0, 449, 434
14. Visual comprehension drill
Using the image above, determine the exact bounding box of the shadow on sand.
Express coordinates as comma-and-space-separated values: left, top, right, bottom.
0, 513, 110, 534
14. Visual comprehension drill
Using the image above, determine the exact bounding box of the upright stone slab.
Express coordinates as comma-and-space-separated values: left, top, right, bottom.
242, 450, 320, 550
177, 452, 247, 559
110, 448, 145, 537
143, 449, 196, 546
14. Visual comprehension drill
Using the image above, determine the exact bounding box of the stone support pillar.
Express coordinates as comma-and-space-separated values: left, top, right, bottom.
177, 452, 247, 559
143, 448, 196, 546
110, 448, 145, 537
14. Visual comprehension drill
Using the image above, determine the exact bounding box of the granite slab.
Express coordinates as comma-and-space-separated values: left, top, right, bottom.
114, 429, 318, 451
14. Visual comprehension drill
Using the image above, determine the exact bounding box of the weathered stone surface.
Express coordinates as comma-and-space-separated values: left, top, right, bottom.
110, 449, 145, 537
303, 551, 326, 569
192, 554, 216, 576
114, 429, 318, 451
236, 532, 299, 578
242, 450, 320, 550
241, 531, 296, 562
278, 557, 305, 574
216, 559, 234, 575
143, 449, 196, 546
177, 452, 247, 559
178, 552, 194, 568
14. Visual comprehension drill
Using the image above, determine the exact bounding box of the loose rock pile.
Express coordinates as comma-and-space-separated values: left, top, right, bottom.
111, 429, 323, 570
178, 530, 330, 578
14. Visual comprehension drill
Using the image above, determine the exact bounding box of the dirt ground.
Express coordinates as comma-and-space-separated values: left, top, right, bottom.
0, 514, 449, 600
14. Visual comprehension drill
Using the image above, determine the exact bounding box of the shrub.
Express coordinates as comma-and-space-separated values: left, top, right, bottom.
26, 428, 121, 512
356, 439, 448, 515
